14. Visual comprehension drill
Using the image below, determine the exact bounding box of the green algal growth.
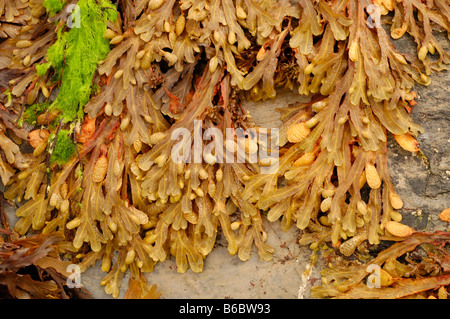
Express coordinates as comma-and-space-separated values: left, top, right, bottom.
36, 62, 52, 77
43, 0, 66, 16
49, 130, 77, 165
43, 0, 116, 122
3, 89, 12, 107
23, 101, 50, 125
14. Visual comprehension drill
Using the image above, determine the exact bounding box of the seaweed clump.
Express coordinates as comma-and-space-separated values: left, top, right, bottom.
311, 232, 450, 299
0, 0, 449, 298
